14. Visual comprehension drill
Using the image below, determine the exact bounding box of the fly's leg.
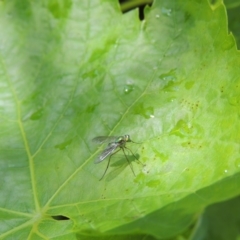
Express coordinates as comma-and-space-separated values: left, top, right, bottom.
124, 146, 145, 166
122, 147, 136, 176
99, 148, 121, 181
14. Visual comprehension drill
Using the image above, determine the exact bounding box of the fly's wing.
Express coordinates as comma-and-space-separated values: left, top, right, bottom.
92, 136, 118, 145
94, 142, 119, 163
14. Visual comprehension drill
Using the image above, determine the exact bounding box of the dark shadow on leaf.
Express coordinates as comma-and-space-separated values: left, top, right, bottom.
51, 215, 70, 221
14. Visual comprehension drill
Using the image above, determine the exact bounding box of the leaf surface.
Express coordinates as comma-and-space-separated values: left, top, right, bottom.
1, 0, 240, 239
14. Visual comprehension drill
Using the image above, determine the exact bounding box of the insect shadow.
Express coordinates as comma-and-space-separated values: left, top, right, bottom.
105, 153, 142, 181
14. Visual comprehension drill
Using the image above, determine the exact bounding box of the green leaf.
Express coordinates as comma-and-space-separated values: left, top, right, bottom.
191, 195, 240, 240
1, 0, 240, 239
224, 0, 240, 9
225, 0, 240, 48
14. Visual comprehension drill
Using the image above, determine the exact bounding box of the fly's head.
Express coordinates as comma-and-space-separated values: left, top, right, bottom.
115, 135, 131, 144
124, 134, 131, 142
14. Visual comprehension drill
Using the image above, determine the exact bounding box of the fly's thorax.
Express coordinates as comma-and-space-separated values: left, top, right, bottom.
115, 137, 123, 143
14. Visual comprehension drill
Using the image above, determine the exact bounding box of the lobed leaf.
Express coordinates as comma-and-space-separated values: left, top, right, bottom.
1, 0, 240, 239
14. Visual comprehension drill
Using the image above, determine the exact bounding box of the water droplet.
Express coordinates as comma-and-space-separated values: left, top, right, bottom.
161, 7, 172, 16
159, 69, 176, 81
224, 169, 228, 173
150, 114, 155, 118
55, 139, 72, 150
155, 14, 160, 18
146, 179, 160, 188
124, 84, 134, 94
185, 81, 195, 90
30, 108, 43, 120
133, 102, 154, 119
134, 172, 146, 183
159, 69, 177, 91
170, 119, 190, 137
82, 69, 97, 79
86, 103, 99, 113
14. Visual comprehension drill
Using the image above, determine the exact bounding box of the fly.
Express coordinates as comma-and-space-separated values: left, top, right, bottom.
92, 134, 142, 180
